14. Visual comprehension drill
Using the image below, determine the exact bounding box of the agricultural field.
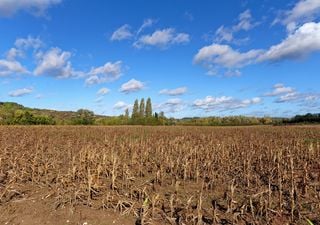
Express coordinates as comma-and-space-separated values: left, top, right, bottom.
0, 126, 320, 225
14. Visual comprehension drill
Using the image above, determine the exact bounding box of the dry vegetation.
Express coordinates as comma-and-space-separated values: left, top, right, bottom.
0, 126, 320, 224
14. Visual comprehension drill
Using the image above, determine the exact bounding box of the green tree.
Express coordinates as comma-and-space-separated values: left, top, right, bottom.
74, 109, 94, 125
139, 98, 145, 118
145, 97, 152, 118
125, 108, 130, 119
132, 99, 139, 121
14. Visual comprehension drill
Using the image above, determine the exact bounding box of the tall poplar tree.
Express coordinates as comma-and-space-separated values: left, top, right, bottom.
139, 98, 145, 118
132, 99, 139, 120
145, 97, 152, 118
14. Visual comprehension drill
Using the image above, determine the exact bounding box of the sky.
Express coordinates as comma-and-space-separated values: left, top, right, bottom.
0, 0, 319, 118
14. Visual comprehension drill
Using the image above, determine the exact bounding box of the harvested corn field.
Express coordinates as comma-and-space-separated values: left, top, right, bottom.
0, 126, 320, 225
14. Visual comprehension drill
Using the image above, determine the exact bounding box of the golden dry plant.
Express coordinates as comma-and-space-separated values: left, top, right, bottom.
0, 125, 319, 224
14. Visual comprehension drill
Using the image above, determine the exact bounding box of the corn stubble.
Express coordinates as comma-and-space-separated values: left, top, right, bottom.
0, 126, 319, 224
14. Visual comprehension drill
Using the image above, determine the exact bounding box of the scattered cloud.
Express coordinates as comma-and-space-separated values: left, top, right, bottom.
275, 0, 320, 32
194, 43, 262, 69
34, 47, 81, 78
155, 98, 185, 113
264, 83, 320, 105
113, 101, 132, 110
275, 92, 319, 103
215, 10, 257, 44
0, 59, 29, 76
133, 28, 190, 49
97, 87, 110, 96
110, 24, 133, 41
195, 22, 320, 75
234, 10, 256, 32
15, 36, 44, 49
264, 83, 295, 96
159, 87, 187, 96
119, 79, 144, 94
193, 96, 261, 112
6, 48, 24, 61
137, 18, 156, 35
9, 87, 33, 97
258, 22, 320, 62
86, 61, 123, 85
0, 0, 62, 17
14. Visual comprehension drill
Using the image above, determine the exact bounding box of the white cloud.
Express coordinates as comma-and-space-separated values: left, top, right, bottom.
264, 83, 295, 96
0, 59, 28, 76
195, 22, 320, 74
233, 10, 256, 32
278, 0, 320, 31
155, 98, 185, 113
6, 48, 24, 60
9, 87, 33, 97
86, 61, 123, 85
258, 22, 320, 62
215, 26, 233, 43
113, 101, 131, 110
34, 47, 81, 78
119, 79, 144, 94
275, 92, 319, 103
193, 96, 261, 112
194, 43, 262, 68
137, 18, 156, 35
0, 0, 62, 17
15, 36, 43, 49
111, 24, 133, 41
97, 87, 110, 96
159, 87, 187, 96
134, 28, 190, 48
215, 10, 256, 43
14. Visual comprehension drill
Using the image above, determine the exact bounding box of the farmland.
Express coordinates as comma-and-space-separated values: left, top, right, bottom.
0, 126, 320, 225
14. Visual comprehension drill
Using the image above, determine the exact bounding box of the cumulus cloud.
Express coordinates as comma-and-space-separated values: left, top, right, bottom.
159, 87, 187, 96
0, 59, 28, 76
195, 22, 320, 75
134, 28, 190, 48
0, 0, 62, 17
276, 0, 320, 31
193, 96, 261, 112
264, 83, 295, 96
86, 61, 123, 85
119, 79, 144, 94
34, 47, 81, 78
0, 36, 44, 76
8, 87, 33, 97
258, 22, 320, 62
113, 101, 132, 110
97, 87, 110, 96
110, 24, 133, 41
194, 44, 262, 68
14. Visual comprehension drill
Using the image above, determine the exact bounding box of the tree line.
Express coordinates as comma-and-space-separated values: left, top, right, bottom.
0, 101, 319, 126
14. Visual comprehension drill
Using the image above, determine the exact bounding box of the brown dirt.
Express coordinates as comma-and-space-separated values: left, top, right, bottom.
0, 187, 136, 225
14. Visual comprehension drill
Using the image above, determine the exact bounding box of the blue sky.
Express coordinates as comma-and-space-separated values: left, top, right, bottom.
0, 0, 319, 118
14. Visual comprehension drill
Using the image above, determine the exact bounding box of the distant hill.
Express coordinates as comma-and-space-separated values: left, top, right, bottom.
0, 102, 107, 125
